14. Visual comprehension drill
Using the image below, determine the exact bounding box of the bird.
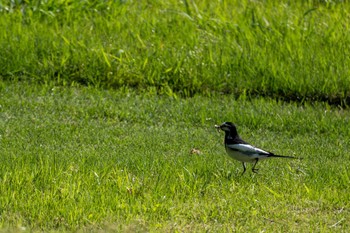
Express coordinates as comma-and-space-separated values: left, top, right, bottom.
215, 122, 299, 174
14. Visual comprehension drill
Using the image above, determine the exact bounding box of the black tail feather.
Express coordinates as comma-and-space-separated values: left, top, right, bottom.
269, 154, 302, 159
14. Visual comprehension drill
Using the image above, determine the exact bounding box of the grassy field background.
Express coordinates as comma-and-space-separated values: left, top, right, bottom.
1, 0, 350, 232
1, 0, 350, 103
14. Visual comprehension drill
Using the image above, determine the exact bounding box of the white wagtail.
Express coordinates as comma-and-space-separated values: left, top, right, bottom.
215, 122, 299, 174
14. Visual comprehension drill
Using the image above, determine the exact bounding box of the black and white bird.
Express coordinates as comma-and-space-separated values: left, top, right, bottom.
215, 122, 299, 174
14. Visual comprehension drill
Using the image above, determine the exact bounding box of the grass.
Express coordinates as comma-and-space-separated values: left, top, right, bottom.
0, 82, 349, 232
1, 0, 350, 103
1, 0, 350, 231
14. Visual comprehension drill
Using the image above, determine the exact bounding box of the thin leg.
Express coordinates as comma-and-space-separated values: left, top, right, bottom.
241, 162, 246, 175
252, 159, 259, 173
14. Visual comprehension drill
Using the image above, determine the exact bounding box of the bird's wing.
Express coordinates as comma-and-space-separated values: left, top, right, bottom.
227, 144, 271, 156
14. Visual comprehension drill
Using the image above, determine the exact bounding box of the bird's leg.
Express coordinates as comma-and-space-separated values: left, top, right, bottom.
252, 159, 259, 173
241, 162, 246, 175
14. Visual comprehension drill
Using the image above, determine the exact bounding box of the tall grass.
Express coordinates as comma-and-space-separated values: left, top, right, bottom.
1, 0, 350, 103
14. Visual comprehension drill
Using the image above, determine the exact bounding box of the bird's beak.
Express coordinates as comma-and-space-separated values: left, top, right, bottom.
214, 124, 221, 132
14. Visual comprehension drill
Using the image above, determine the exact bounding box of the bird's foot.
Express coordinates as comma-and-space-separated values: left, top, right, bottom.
252, 168, 259, 174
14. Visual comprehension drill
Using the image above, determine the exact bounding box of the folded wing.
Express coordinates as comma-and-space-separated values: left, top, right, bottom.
227, 144, 271, 157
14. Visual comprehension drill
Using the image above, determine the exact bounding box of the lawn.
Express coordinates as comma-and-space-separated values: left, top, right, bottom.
0, 83, 349, 232
1, 0, 350, 232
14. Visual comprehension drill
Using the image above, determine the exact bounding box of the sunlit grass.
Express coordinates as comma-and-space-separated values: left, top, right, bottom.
1, 1, 350, 103
0, 83, 349, 231
1, 0, 350, 231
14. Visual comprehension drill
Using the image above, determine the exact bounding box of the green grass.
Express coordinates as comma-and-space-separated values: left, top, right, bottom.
0, 82, 349, 232
1, 1, 350, 231
1, 0, 350, 103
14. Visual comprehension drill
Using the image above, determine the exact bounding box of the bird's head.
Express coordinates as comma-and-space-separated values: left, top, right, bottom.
215, 122, 237, 133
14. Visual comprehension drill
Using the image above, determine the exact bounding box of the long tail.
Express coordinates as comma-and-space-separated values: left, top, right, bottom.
268, 154, 302, 160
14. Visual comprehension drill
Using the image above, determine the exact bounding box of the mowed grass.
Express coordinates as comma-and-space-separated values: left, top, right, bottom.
1, 1, 350, 231
1, 0, 350, 103
0, 83, 349, 232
